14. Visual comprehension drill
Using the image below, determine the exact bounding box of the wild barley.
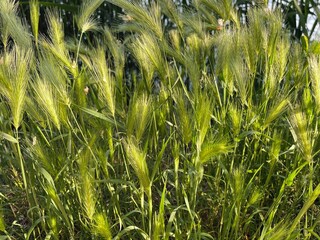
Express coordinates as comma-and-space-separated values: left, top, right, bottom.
32, 76, 61, 130
0, 0, 32, 49
186, 32, 210, 65
200, 0, 240, 28
40, 39, 73, 74
247, 187, 262, 207
182, 12, 206, 38
130, 35, 156, 92
103, 27, 125, 103
169, 29, 181, 52
232, 57, 250, 106
1, 1, 320, 239
172, 89, 193, 145
273, 38, 290, 81
38, 58, 70, 122
76, 0, 103, 34
240, 29, 259, 76
230, 166, 245, 235
160, 0, 184, 31
126, 94, 153, 142
0, 47, 32, 130
75, 0, 103, 66
106, 0, 163, 39
286, 42, 305, 90
0, 19, 9, 49
92, 46, 116, 117
122, 137, 152, 235
130, 32, 166, 85
195, 94, 212, 152
289, 109, 313, 163
82, 174, 96, 222
228, 103, 242, 136
309, 55, 320, 113
123, 138, 150, 194
24, 97, 47, 129
29, 140, 56, 176
263, 97, 289, 129
247, 9, 269, 57
264, 36, 290, 100
93, 213, 112, 240
214, 31, 237, 95
29, 0, 40, 47
45, 10, 66, 54
199, 140, 232, 167
41, 10, 74, 74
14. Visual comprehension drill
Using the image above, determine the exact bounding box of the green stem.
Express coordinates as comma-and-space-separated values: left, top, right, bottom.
75, 31, 83, 65
141, 188, 145, 231
148, 187, 153, 238
16, 129, 27, 191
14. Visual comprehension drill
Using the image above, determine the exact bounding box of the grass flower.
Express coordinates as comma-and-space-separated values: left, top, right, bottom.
1, 2, 320, 239
123, 138, 150, 194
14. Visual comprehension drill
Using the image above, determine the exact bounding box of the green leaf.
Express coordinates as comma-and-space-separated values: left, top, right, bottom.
0, 212, 5, 232
40, 168, 73, 232
287, 183, 320, 239
0, 131, 18, 143
115, 226, 148, 239
150, 134, 173, 182
76, 105, 117, 125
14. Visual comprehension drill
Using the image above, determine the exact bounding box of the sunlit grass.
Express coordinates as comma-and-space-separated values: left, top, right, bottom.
0, 0, 320, 239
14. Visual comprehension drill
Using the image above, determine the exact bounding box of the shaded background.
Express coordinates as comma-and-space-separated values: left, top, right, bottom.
17, 0, 320, 40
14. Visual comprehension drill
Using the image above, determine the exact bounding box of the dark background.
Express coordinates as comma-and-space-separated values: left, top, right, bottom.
17, 0, 320, 41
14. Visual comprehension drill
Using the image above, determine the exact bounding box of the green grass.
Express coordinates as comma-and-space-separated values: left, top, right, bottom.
0, 0, 320, 239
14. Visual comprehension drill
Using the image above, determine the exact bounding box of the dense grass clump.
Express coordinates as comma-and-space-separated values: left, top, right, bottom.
0, 0, 320, 239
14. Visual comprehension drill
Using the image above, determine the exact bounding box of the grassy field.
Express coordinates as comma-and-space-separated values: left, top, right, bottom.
0, 0, 320, 239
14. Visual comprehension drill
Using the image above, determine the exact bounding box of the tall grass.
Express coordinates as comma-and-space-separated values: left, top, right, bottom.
0, 0, 320, 239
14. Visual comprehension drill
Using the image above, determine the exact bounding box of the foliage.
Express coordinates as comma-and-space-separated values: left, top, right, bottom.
0, 0, 320, 239
17, 0, 320, 40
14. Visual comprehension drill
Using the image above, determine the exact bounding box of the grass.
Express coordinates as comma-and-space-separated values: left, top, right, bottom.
0, 0, 320, 239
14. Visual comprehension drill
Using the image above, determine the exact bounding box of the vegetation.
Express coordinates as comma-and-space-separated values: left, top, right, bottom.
0, 0, 320, 239
17, 0, 320, 41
